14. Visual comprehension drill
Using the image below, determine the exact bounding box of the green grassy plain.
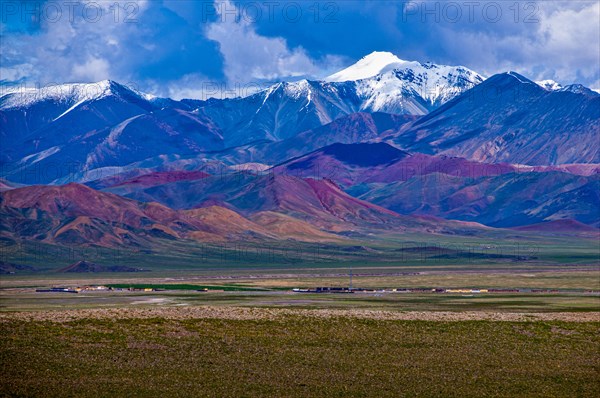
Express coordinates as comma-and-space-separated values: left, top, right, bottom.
2, 229, 599, 273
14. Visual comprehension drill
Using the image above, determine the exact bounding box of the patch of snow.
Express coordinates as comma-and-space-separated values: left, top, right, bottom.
283, 80, 311, 99
558, 84, 599, 96
52, 98, 88, 122
140, 92, 157, 101
254, 83, 282, 115
19, 146, 61, 165
536, 79, 563, 91
506, 71, 534, 85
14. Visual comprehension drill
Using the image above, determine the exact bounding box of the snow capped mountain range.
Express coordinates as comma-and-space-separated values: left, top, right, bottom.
1, 51, 598, 187
0, 52, 485, 163
1, 52, 483, 116
2, 51, 594, 119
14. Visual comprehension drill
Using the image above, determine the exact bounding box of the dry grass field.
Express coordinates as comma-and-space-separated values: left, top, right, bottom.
1, 307, 599, 397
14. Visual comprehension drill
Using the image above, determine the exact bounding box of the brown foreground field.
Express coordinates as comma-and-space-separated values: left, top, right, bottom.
1, 307, 599, 397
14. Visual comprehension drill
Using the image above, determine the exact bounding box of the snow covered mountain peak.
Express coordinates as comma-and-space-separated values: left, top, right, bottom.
353, 62, 484, 111
283, 79, 312, 97
0, 80, 154, 110
325, 51, 409, 82
558, 84, 600, 97
1, 81, 111, 109
322, 51, 485, 111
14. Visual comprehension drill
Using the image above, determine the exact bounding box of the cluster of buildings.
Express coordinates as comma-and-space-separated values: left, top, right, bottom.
36, 285, 158, 293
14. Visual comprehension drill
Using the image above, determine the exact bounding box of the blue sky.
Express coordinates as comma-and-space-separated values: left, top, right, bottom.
1, 0, 599, 98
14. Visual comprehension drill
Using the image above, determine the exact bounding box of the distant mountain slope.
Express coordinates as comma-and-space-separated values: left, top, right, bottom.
395, 72, 600, 165
104, 170, 211, 189
0, 178, 24, 192
0, 183, 280, 246
106, 172, 400, 228
58, 260, 145, 273
1, 86, 225, 184
103, 170, 488, 235
351, 172, 599, 228
0, 178, 491, 249
528, 179, 600, 227
209, 112, 416, 165
0, 182, 357, 245
513, 219, 599, 236
273, 142, 412, 186
274, 142, 520, 187
270, 142, 599, 227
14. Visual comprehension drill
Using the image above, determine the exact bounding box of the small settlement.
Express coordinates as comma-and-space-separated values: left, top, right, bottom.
35, 286, 157, 294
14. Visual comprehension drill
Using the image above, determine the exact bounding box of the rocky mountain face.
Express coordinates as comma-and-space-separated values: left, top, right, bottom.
270, 142, 600, 228
394, 72, 600, 165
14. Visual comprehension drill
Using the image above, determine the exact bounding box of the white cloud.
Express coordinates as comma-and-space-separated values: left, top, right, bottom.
1, 1, 152, 86
436, 1, 600, 85
206, 0, 343, 86
71, 57, 111, 81
534, 2, 600, 83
